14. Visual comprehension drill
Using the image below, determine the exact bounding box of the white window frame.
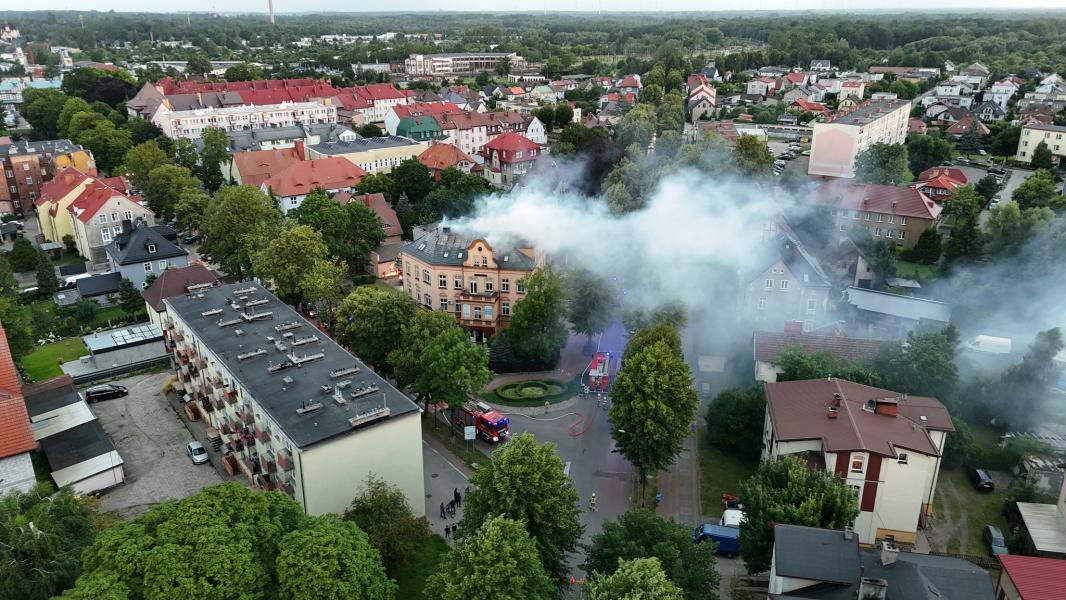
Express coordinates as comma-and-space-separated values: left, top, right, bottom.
898, 230, 906, 240
850, 453, 865, 473
158, 260, 167, 270
147, 244, 157, 253
897, 452, 909, 465
757, 297, 766, 310
143, 263, 153, 272
101, 229, 112, 242
806, 299, 817, 314
440, 298, 449, 311
98, 214, 107, 224
780, 280, 790, 290
501, 278, 510, 292
764, 278, 773, 290
439, 274, 447, 288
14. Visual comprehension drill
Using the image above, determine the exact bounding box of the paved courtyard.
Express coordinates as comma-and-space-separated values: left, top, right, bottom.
91, 371, 222, 519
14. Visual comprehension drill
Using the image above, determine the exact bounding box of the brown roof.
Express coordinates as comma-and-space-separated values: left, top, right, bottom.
141, 263, 221, 312
0, 324, 36, 459
262, 157, 367, 198
418, 143, 474, 171
765, 378, 954, 458
753, 331, 885, 364
807, 181, 943, 221
335, 192, 402, 239
232, 148, 301, 188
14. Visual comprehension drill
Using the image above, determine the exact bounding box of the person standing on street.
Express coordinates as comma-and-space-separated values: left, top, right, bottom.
454, 488, 461, 507
440, 502, 446, 519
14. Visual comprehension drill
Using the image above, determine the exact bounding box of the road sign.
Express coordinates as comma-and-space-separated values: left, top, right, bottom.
464, 426, 476, 441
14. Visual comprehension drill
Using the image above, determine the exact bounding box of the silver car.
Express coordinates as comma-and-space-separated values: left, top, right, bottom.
186, 441, 209, 465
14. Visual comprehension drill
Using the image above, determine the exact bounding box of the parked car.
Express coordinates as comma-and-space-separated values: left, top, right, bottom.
182, 234, 201, 244
942, 160, 954, 166
983, 524, 1008, 555
801, 150, 810, 156
970, 468, 996, 491
987, 167, 1007, 176
186, 441, 210, 465
83, 384, 128, 403
693, 524, 741, 557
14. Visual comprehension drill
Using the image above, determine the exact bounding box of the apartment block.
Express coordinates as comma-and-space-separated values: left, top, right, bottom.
157, 102, 337, 140
804, 180, 943, 250
808, 99, 911, 179
1015, 123, 1066, 165
398, 225, 539, 342
0, 139, 95, 216
163, 283, 424, 516
404, 52, 526, 77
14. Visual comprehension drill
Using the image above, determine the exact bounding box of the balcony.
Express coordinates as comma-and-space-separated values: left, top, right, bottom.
459, 290, 499, 301
224, 389, 238, 405
254, 424, 271, 443
277, 449, 294, 472
240, 410, 255, 425
258, 473, 276, 491
260, 452, 276, 474
199, 397, 214, 414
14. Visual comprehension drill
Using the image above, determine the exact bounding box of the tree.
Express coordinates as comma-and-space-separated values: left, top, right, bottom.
988, 125, 1021, 157
705, 387, 766, 460
343, 475, 431, 574
586, 557, 683, 600
173, 138, 200, 171
732, 134, 774, 176
174, 188, 211, 233
75, 121, 132, 173
738, 457, 859, 574
475, 70, 492, 87
985, 201, 1054, 256
1, 485, 98, 600
389, 310, 458, 394
300, 258, 349, 330
585, 508, 719, 600
20, 88, 67, 138
10, 237, 38, 271
984, 328, 1063, 430
495, 56, 512, 76
117, 278, 143, 316
66, 111, 106, 142
507, 266, 568, 365
554, 102, 574, 127
74, 298, 98, 326
223, 62, 263, 82
908, 228, 943, 265
426, 515, 554, 600
60, 67, 107, 98
956, 119, 984, 154
639, 84, 664, 106
0, 296, 33, 359
773, 345, 882, 386
874, 328, 959, 405
128, 118, 165, 146
609, 341, 698, 494
616, 103, 657, 148
974, 174, 1000, 203
200, 185, 283, 278
57, 97, 93, 138
564, 268, 612, 349
34, 251, 58, 295
535, 106, 555, 132
906, 134, 954, 175
943, 187, 985, 262
0, 254, 18, 298
622, 323, 683, 364
1012, 169, 1060, 210
855, 143, 911, 185
869, 238, 898, 283
354, 172, 396, 199
1031, 140, 1054, 170
186, 52, 213, 76
61, 234, 78, 255
460, 433, 583, 579
124, 140, 171, 191
334, 286, 417, 372
359, 123, 383, 138
253, 224, 329, 303
145, 164, 201, 217
276, 515, 395, 600
414, 326, 492, 420
390, 158, 434, 205
290, 190, 384, 272
198, 127, 229, 192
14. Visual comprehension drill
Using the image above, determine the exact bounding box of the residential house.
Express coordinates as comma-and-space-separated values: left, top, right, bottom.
398, 225, 539, 342
974, 100, 1007, 122
789, 98, 828, 115
808, 99, 911, 179
417, 143, 476, 180
230, 147, 301, 187
437, 111, 543, 156
843, 286, 951, 341
23, 375, 125, 495
996, 555, 1066, 600
261, 157, 367, 213
782, 86, 816, 105
746, 77, 776, 97
955, 62, 992, 90
66, 177, 155, 267
383, 102, 461, 136
332, 192, 402, 245
141, 263, 221, 327
53, 272, 123, 307
616, 75, 641, 96
759, 66, 788, 78
810, 59, 832, 72
0, 323, 37, 496
926, 103, 970, 125
0, 139, 95, 216
687, 82, 717, 122
769, 525, 994, 599
912, 167, 967, 201
305, 136, 429, 174
807, 181, 943, 248
838, 80, 866, 100
393, 116, 442, 142
921, 80, 976, 109
946, 114, 990, 138
907, 118, 928, 135
106, 223, 189, 289
752, 328, 883, 383
1015, 123, 1066, 165
743, 230, 832, 334
781, 72, 809, 89
985, 76, 1025, 110
763, 378, 955, 544
163, 283, 425, 515
481, 133, 540, 189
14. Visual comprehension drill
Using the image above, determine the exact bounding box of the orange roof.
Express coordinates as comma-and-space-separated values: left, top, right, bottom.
37, 167, 91, 207
262, 157, 367, 197
0, 324, 35, 459
393, 102, 462, 119
418, 143, 474, 171
233, 148, 301, 188
342, 193, 402, 238
67, 180, 137, 223
790, 99, 828, 112
914, 175, 965, 194
918, 167, 968, 184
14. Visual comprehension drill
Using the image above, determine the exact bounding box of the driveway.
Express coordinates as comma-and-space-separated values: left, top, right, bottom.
91, 371, 222, 519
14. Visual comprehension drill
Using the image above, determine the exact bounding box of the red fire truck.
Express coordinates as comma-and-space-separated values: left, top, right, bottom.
454, 401, 510, 443
587, 352, 612, 393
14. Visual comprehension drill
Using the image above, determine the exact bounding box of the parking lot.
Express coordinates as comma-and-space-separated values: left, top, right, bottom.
91, 371, 222, 519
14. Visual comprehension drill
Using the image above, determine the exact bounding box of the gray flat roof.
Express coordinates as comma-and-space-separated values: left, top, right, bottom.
39, 419, 116, 471
1017, 503, 1066, 554
845, 287, 951, 323
83, 324, 163, 354
831, 99, 910, 126
164, 283, 420, 449
308, 136, 420, 155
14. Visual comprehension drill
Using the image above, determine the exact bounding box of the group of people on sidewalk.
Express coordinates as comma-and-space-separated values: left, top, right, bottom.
439, 487, 467, 542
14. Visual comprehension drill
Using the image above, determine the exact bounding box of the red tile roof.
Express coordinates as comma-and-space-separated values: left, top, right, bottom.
947, 115, 990, 136
67, 179, 139, 223
393, 102, 462, 119
784, 72, 807, 84
0, 324, 35, 459
232, 148, 301, 188
914, 175, 965, 196
765, 378, 953, 458
998, 555, 1066, 600
908, 118, 928, 134
418, 143, 474, 172
918, 167, 968, 185
262, 157, 367, 198
790, 99, 828, 112
618, 75, 641, 88
343, 193, 402, 239
141, 263, 221, 312
483, 133, 539, 163
37, 167, 90, 207
753, 331, 884, 364
355, 83, 409, 101
808, 181, 943, 221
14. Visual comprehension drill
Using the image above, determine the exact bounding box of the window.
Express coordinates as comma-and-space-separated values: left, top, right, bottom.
422, 270, 430, 284
480, 256, 488, 267
850, 454, 865, 473
158, 260, 167, 270
839, 224, 847, 232
423, 294, 431, 306
474, 306, 482, 320
757, 297, 766, 310
502, 302, 510, 316
113, 226, 122, 235
440, 298, 449, 311
874, 228, 881, 237
454, 276, 462, 289
887, 215, 895, 224
516, 280, 525, 293
144, 263, 153, 272
22, 163, 29, 171
25, 176, 32, 185
439, 274, 447, 288
98, 214, 107, 224
404, 261, 410, 275
111, 212, 119, 222
897, 452, 909, 465
502, 278, 510, 292
806, 299, 818, 315
469, 279, 478, 294
803, 319, 814, 332
848, 484, 862, 499
764, 278, 773, 290
485, 279, 494, 292
9, 186, 14, 193
414, 266, 420, 279
898, 230, 906, 240
485, 306, 493, 319
102, 229, 112, 242
900, 216, 908, 225
864, 213, 871, 221
780, 280, 790, 290
124, 210, 133, 220
462, 304, 470, 318
147, 244, 157, 253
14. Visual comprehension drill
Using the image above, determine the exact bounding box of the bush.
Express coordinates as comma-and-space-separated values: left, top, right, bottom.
493, 379, 570, 404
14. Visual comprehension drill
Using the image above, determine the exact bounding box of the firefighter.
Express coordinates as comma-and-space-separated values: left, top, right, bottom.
589, 492, 597, 511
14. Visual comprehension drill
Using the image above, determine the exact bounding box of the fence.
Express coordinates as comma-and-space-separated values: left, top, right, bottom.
928, 551, 1000, 570
70, 355, 173, 385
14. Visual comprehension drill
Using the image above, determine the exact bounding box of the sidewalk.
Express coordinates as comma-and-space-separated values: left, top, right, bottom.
655, 425, 700, 527
422, 424, 474, 543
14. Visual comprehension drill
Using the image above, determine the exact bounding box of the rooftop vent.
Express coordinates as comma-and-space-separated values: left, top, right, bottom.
349, 406, 391, 428
290, 352, 325, 366
218, 318, 243, 327
320, 384, 333, 394
238, 349, 266, 360
350, 383, 380, 399
235, 329, 244, 336
201, 308, 223, 318
274, 340, 287, 352
292, 335, 319, 347
336, 379, 352, 389
234, 286, 257, 295
330, 366, 360, 378
296, 400, 323, 415
187, 282, 214, 292
282, 375, 294, 385
268, 359, 294, 373
245, 298, 269, 309
242, 311, 273, 322
827, 406, 839, 419
275, 321, 302, 332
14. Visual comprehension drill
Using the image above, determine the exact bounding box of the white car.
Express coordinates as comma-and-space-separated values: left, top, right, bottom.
186, 441, 210, 465
720, 508, 746, 528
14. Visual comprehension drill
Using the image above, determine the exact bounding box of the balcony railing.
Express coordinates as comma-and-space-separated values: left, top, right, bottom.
260, 453, 276, 474
254, 424, 271, 443
277, 449, 294, 472
240, 410, 255, 425
225, 389, 238, 405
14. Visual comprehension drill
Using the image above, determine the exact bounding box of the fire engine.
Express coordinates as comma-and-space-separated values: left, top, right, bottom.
455, 401, 510, 443
587, 352, 612, 393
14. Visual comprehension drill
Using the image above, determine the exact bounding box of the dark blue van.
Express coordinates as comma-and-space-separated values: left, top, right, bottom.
693, 523, 741, 557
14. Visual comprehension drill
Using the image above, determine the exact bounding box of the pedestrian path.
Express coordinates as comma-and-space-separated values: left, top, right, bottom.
422, 436, 469, 543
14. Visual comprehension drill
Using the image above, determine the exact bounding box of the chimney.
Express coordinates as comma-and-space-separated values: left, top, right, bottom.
827, 406, 839, 419
832, 392, 842, 407
859, 577, 888, 600
294, 139, 305, 159
879, 541, 899, 566
843, 525, 854, 541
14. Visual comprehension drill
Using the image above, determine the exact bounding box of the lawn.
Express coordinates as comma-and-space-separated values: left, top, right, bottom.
21, 338, 88, 381
933, 468, 1009, 556
895, 260, 939, 280
698, 435, 759, 518
393, 535, 450, 599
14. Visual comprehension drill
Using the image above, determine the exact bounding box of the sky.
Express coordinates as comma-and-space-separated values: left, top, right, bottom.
19, 1, 1066, 14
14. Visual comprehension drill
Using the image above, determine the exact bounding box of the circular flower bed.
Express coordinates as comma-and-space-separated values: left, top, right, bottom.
493, 379, 570, 405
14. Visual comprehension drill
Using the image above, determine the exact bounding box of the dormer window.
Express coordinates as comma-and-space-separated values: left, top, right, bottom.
147, 244, 157, 253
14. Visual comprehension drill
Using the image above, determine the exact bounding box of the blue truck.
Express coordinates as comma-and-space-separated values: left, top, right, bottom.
693, 523, 741, 558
